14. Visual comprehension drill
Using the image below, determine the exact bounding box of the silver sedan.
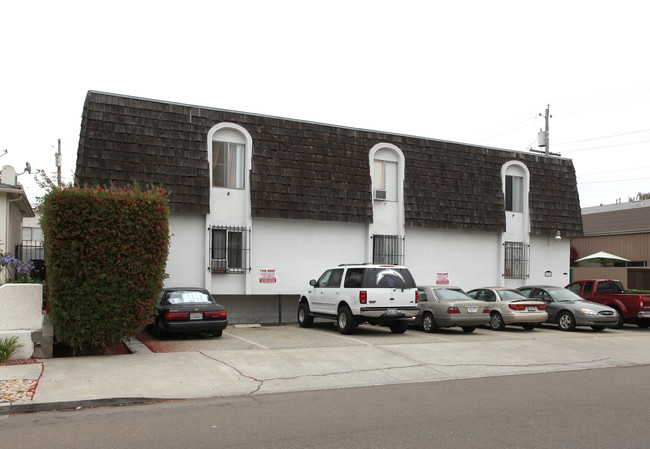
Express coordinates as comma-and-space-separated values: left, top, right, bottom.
415, 286, 490, 333
467, 287, 548, 331
518, 285, 618, 331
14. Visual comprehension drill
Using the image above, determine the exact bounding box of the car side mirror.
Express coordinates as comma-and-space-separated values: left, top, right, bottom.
309, 279, 317, 286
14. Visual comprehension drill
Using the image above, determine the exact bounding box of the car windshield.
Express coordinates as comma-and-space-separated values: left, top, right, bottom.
547, 287, 584, 302
165, 291, 214, 305
433, 288, 473, 301
498, 289, 528, 300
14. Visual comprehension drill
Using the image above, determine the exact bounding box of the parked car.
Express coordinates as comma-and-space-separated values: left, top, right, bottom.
298, 264, 419, 335
466, 287, 547, 330
414, 286, 490, 333
517, 285, 617, 331
566, 279, 650, 329
150, 287, 228, 337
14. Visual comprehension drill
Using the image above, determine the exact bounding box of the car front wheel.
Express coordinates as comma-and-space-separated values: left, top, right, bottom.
522, 323, 537, 330
337, 306, 357, 335
610, 308, 624, 329
557, 311, 576, 331
297, 302, 314, 328
461, 326, 476, 333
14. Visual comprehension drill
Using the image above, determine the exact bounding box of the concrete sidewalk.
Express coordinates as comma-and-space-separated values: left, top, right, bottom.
2, 324, 650, 415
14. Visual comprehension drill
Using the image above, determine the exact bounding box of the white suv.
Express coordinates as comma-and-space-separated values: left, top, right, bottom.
298, 264, 420, 334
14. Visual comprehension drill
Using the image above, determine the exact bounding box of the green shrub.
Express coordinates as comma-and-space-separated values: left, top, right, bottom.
40, 186, 169, 354
625, 289, 650, 294
0, 335, 24, 363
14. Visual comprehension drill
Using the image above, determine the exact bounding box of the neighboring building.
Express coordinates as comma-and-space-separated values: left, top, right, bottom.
75, 91, 583, 323
20, 213, 45, 279
0, 165, 35, 281
571, 201, 650, 289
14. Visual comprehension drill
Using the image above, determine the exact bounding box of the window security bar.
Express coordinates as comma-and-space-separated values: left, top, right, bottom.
503, 241, 530, 280
209, 225, 251, 274
371, 234, 405, 266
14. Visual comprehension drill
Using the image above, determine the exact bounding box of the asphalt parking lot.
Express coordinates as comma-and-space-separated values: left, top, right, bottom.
135, 321, 650, 354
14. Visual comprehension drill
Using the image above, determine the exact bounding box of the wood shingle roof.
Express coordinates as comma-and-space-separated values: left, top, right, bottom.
75, 91, 583, 237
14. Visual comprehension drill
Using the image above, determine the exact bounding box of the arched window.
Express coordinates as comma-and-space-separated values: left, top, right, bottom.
370, 144, 403, 202
502, 162, 529, 213
208, 124, 251, 190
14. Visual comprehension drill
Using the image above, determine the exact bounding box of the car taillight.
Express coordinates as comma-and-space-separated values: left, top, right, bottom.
508, 304, 527, 311
483, 307, 490, 313
415, 290, 419, 304
639, 296, 644, 308
205, 311, 227, 319
164, 312, 190, 320
447, 307, 460, 314
537, 304, 546, 310
360, 291, 367, 304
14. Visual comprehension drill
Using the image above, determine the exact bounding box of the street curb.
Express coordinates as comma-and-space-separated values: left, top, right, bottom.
2, 397, 183, 415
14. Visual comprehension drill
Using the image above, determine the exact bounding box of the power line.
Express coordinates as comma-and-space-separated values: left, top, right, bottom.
579, 165, 650, 177
561, 139, 650, 153
554, 128, 650, 147
579, 177, 650, 185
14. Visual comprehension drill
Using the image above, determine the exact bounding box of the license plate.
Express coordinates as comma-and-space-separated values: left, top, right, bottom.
527, 306, 536, 312
467, 306, 478, 313
190, 312, 203, 320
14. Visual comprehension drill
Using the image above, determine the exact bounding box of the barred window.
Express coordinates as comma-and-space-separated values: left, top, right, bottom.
210, 226, 250, 273
372, 234, 404, 265
504, 241, 529, 279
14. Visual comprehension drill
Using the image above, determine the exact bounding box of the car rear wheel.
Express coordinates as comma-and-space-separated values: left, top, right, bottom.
389, 321, 409, 334
212, 329, 223, 337
522, 323, 537, 330
591, 326, 605, 332
637, 319, 650, 328
422, 312, 436, 333
337, 306, 357, 335
461, 326, 476, 333
557, 311, 576, 331
489, 312, 505, 331
153, 319, 166, 339
297, 302, 314, 328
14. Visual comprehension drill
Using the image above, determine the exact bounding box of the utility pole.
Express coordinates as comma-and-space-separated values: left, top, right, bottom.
539, 105, 551, 155
56, 139, 62, 187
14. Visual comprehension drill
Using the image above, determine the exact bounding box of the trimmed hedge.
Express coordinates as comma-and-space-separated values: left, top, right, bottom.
40, 186, 169, 354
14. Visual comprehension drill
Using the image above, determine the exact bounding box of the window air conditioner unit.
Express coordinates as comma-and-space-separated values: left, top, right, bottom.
211, 259, 227, 272
374, 189, 387, 201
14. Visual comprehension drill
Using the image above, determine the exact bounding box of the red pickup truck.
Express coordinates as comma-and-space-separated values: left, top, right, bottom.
566, 279, 650, 328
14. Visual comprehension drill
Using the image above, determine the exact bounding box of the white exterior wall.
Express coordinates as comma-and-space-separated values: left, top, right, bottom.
165, 213, 206, 288
406, 227, 500, 291
528, 234, 571, 287
249, 218, 367, 294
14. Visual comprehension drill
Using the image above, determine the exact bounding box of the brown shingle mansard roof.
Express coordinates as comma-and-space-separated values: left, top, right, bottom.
75, 91, 583, 237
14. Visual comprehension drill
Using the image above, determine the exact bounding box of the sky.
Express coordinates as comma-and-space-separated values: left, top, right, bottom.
1, 0, 649, 209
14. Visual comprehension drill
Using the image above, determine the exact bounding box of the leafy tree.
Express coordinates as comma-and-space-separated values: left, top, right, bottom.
39, 185, 169, 354
629, 192, 650, 202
